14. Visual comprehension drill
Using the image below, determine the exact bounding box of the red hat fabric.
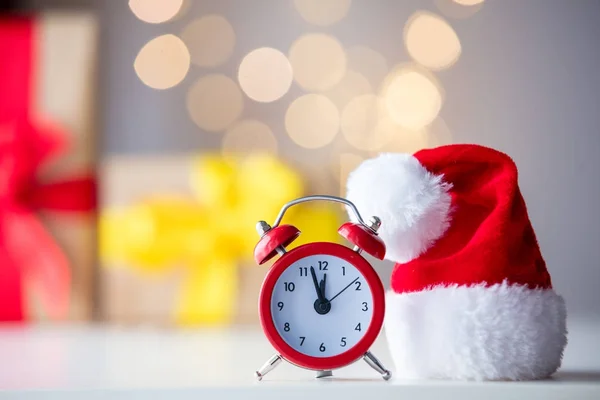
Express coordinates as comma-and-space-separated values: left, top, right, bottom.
346, 144, 567, 381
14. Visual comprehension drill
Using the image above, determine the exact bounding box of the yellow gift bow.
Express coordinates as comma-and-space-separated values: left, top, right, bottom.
100, 153, 344, 326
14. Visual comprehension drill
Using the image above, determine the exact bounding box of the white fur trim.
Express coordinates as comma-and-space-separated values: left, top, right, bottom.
345, 153, 452, 263
384, 281, 568, 381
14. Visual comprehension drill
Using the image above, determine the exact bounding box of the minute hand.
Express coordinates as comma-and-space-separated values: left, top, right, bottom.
329, 277, 359, 302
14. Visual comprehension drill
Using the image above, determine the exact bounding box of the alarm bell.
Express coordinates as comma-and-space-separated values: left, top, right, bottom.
338, 220, 386, 260
254, 223, 300, 265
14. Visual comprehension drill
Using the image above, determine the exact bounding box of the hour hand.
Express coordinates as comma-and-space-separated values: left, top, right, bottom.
319, 273, 327, 299
310, 266, 325, 301
311, 267, 331, 315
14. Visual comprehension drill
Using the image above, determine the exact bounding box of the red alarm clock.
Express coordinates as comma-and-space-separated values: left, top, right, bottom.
253, 195, 391, 381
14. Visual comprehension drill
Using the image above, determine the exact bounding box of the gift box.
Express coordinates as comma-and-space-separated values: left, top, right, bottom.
0, 13, 98, 322
99, 153, 345, 326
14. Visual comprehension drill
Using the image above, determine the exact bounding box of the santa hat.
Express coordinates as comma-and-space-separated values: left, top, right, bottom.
345, 144, 567, 381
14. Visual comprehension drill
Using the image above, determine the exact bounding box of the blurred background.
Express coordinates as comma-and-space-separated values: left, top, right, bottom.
1, 0, 599, 329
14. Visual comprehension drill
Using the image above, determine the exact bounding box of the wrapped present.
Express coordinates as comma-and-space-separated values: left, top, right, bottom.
99, 153, 345, 326
0, 13, 98, 322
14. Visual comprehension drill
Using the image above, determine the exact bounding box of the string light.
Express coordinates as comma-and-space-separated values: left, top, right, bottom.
187, 74, 244, 132
379, 125, 431, 155
382, 65, 443, 130
181, 15, 235, 67
128, 0, 184, 24
325, 70, 372, 110
289, 33, 347, 92
454, 0, 484, 5
340, 94, 393, 151
345, 46, 389, 89
435, 0, 484, 19
169, 0, 191, 22
134, 34, 190, 90
404, 11, 461, 70
293, 0, 352, 26
285, 94, 340, 148
238, 48, 293, 103
222, 120, 278, 156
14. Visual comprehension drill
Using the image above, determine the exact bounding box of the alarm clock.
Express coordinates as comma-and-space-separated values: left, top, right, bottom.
253, 195, 391, 381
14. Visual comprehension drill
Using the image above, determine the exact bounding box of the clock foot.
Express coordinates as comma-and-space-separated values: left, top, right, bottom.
255, 354, 282, 381
363, 351, 392, 380
316, 370, 333, 378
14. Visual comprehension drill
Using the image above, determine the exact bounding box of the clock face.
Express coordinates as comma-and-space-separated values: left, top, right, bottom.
270, 254, 374, 358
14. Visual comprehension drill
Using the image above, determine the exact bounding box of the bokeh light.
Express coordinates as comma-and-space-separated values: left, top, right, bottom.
134, 34, 190, 90
404, 11, 461, 70
454, 0, 484, 5
129, 0, 184, 24
337, 153, 364, 195
170, 0, 191, 21
293, 0, 352, 26
285, 94, 340, 148
346, 46, 389, 88
181, 15, 235, 67
238, 47, 293, 103
435, 0, 484, 19
222, 119, 278, 156
289, 33, 347, 92
340, 94, 393, 151
325, 70, 372, 110
187, 74, 244, 132
382, 65, 443, 130
382, 125, 431, 154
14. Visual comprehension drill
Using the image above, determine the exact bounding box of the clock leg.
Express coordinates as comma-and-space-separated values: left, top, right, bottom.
255, 354, 282, 381
316, 370, 333, 378
363, 351, 392, 380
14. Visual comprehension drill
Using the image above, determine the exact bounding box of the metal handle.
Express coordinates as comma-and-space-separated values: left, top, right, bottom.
271, 195, 368, 228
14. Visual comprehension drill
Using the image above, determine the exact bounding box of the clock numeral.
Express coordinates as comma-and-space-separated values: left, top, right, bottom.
354, 281, 362, 291
340, 337, 347, 347
355, 323, 362, 332
299, 267, 308, 277
362, 302, 368, 311
284, 322, 290, 332
277, 301, 284, 311
299, 336, 306, 346
284, 282, 295, 292
319, 261, 328, 271
342, 266, 346, 276
319, 343, 326, 352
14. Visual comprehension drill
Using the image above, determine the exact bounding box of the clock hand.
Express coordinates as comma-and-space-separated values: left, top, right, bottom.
329, 277, 359, 302
310, 266, 326, 302
311, 267, 331, 315
319, 273, 327, 299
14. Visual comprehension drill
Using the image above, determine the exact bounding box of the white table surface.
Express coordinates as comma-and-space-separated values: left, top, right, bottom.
1, 318, 599, 399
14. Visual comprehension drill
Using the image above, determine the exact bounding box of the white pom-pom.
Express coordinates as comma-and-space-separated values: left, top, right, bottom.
345, 153, 452, 263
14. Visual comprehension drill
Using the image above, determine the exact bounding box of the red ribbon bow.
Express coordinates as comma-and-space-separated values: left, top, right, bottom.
0, 117, 97, 322
0, 16, 96, 322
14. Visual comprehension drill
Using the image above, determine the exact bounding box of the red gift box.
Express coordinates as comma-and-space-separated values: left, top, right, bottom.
0, 14, 98, 322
